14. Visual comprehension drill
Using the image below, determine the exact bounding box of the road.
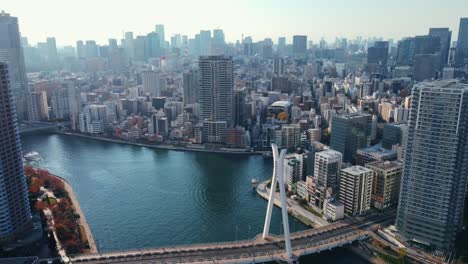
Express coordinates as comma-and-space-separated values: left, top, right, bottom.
69, 214, 394, 263
256, 181, 329, 227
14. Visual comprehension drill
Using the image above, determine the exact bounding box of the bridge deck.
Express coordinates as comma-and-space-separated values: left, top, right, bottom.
69, 219, 371, 263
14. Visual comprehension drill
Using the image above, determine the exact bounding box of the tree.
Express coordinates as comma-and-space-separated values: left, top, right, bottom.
35, 201, 47, 211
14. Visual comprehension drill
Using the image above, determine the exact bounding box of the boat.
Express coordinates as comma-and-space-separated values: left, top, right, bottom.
251, 178, 258, 189
24, 151, 41, 162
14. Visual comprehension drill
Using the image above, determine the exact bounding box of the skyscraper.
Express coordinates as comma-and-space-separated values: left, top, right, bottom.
273, 57, 285, 76
76, 40, 85, 59
0, 11, 28, 120
429, 28, 452, 67
199, 30, 212, 55
0, 62, 33, 244
292, 35, 307, 54
142, 70, 160, 97
396, 80, 468, 251
85, 40, 98, 58
124, 32, 134, 59
277, 37, 286, 54
155, 24, 165, 47
199, 56, 234, 142
367, 41, 389, 66
455, 18, 468, 67
46, 37, 58, 65
182, 70, 199, 105
330, 113, 372, 162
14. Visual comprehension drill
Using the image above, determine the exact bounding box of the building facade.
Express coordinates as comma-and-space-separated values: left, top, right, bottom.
339, 166, 373, 215
396, 80, 468, 251
0, 11, 28, 120
199, 56, 234, 143
366, 161, 402, 210
330, 113, 372, 162
0, 63, 33, 244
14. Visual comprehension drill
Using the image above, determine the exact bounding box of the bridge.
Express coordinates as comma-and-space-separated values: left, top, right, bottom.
68, 210, 394, 263
64, 144, 395, 263
19, 121, 69, 133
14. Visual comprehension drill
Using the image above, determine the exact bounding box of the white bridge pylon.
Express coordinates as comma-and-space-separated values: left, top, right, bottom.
262, 143, 293, 260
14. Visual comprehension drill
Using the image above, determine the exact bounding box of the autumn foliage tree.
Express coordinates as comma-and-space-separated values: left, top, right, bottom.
25, 166, 85, 254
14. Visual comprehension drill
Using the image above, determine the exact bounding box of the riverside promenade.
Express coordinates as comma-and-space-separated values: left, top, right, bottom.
56, 131, 263, 155
52, 175, 98, 254
256, 180, 330, 228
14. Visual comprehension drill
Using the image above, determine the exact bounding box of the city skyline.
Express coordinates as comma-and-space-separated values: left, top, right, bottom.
1, 1, 468, 262
3, 0, 468, 46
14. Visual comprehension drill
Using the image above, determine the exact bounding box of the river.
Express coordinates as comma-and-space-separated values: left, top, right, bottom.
20, 133, 368, 263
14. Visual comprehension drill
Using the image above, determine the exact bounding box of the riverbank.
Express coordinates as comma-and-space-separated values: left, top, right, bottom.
256, 180, 329, 228
57, 176, 98, 254
25, 167, 97, 255
56, 131, 264, 156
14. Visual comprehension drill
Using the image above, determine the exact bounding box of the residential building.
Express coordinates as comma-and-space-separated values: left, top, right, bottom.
396, 80, 468, 251
283, 153, 303, 187
0, 63, 33, 244
314, 149, 342, 193
183, 70, 199, 105
323, 199, 345, 221
339, 166, 373, 215
199, 56, 234, 128
366, 161, 402, 210
0, 11, 28, 120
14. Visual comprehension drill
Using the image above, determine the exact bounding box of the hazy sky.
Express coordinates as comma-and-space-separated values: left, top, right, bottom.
3, 0, 468, 46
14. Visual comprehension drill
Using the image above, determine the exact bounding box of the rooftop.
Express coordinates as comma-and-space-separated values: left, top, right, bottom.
270, 101, 292, 108
366, 160, 402, 170
357, 145, 396, 157
341, 165, 372, 175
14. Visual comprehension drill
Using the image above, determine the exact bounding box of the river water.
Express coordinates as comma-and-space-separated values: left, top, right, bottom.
20, 133, 368, 263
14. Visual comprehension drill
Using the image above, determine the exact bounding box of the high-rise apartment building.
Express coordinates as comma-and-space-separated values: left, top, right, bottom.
366, 161, 402, 210
50, 89, 70, 120
233, 88, 246, 127
198, 55, 233, 125
0, 11, 28, 120
28, 91, 49, 121
339, 166, 373, 215
79, 104, 107, 134
183, 70, 199, 105
396, 80, 468, 251
0, 63, 33, 244
314, 150, 342, 193
142, 70, 160, 97
455, 18, 468, 67
283, 153, 303, 187
273, 57, 285, 76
